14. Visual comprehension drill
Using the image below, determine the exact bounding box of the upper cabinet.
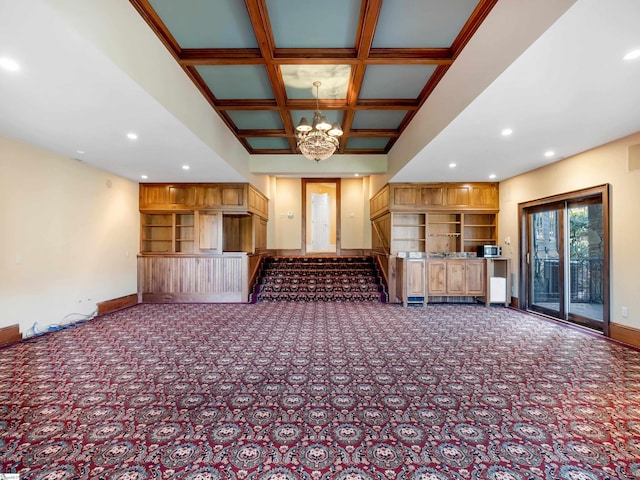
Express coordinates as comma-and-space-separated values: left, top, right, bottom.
140, 183, 269, 220
371, 182, 499, 215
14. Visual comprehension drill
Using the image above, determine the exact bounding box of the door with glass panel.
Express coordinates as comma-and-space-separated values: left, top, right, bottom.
522, 186, 608, 333
528, 204, 565, 319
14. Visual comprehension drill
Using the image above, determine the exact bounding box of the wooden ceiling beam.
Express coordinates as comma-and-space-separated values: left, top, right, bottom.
348, 129, 399, 138
215, 100, 279, 110
237, 130, 287, 138
129, 0, 182, 59
451, 0, 499, 59
244, 0, 298, 151
179, 49, 264, 66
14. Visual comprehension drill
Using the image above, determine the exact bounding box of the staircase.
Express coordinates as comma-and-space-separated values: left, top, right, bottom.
252, 257, 388, 303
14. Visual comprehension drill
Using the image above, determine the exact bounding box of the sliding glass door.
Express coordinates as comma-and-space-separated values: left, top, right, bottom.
521, 186, 609, 333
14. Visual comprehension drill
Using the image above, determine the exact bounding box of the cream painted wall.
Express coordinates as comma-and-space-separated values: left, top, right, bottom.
271, 178, 303, 250
499, 131, 640, 329
268, 177, 371, 251
341, 177, 371, 250
0, 136, 139, 335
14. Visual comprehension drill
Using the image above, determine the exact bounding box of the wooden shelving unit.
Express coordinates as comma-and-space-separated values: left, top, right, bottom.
141, 213, 173, 253
391, 213, 426, 253
427, 213, 461, 253
462, 213, 497, 253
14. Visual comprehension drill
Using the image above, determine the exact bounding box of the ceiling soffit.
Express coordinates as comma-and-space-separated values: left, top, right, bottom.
130, 0, 497, 156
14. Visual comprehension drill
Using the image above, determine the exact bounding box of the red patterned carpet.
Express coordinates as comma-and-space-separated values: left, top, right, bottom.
2, 303, 640, 479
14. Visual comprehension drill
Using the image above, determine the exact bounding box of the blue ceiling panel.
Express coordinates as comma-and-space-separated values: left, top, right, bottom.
373, 0, 481, 48
346, 138, 391, 150
291, 110, 344, 128
196, 66, 274, 100
247, 137, 291, 150
227, 111, 283, 130
266, 0, 361, 48
282, 65, 351, 100
351, 111, 408, 130
360, 65, 438, 99
148, 0, 257, 48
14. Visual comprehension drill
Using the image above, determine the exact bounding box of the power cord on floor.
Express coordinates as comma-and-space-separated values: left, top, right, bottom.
25, 309, 98, 338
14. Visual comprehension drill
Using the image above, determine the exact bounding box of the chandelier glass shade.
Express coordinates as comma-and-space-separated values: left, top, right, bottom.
296, 81, 343, 161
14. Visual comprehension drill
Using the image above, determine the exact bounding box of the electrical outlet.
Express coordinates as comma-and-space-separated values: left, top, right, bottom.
622, 306, 628, 318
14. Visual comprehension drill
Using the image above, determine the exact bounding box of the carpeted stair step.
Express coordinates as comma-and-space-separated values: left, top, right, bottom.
252, 256, 388, 303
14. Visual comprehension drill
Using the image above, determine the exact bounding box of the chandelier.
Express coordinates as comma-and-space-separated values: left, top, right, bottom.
295, 81, 343, 161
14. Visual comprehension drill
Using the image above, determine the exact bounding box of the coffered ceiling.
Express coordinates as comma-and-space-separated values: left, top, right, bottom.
130, 0, 496, 156
1, 0, 639, 184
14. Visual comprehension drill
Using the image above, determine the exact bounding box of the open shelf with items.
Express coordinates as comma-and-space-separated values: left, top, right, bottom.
391, 213, 426, 253
462, 213, 497, 253
427, 213, 461, 253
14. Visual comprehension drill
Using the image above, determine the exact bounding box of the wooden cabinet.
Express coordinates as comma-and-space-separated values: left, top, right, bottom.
198, 212, 221, 253
427, 260, 447, 296
396, 257, 426, 306
139, 183, 269, 256
445, 259, 485, 295
140, 183, 268, 219
427, 258, 486, 301
370, 183, 498, 256
371, 182, 499, 213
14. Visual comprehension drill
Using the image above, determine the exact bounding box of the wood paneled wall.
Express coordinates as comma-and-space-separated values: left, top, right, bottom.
138, 254, 249, 303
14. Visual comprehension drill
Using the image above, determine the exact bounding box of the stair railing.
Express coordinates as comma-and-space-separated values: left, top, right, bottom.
372, 220, 390, 256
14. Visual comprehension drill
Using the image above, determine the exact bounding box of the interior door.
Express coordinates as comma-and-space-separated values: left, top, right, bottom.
311, 192, 330, 251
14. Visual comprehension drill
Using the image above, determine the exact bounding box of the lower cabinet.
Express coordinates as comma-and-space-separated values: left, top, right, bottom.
396, 257, 426, 306
427, 259, 486, 302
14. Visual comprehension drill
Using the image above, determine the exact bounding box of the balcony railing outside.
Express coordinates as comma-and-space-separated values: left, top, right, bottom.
533, 257, 603, 304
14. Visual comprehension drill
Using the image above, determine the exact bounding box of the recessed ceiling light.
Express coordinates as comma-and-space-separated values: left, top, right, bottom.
182, 165, 190, 170
623, 49, 640, 61
354, 173, 359, 177
544, 150, 555, 157
126, 132, 138, 140
501, 128, 513, 136
489, 173, 497, 179
141, 174, 148, 180
449, 163, 456, 168
0, 57, 20, 72
76, 149, 85, 155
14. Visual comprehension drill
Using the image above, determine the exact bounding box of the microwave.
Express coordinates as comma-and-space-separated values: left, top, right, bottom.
477, 245, 502, 257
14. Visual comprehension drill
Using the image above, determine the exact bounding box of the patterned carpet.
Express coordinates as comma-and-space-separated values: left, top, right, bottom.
252, 257, 388, 303
2, 303, 640, 479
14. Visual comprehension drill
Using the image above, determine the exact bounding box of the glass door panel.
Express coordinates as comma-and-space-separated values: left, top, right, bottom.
567, 201, 604, 329
529, 208, 563, 317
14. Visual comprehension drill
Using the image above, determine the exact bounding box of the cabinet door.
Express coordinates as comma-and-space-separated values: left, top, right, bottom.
199, 212, 221, 252
466, 260, 486, 295
427, 261, 447, 295
446, 261, 466, 295
406, 259, 426, 297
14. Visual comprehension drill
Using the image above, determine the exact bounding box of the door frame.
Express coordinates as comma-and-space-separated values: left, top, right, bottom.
518, 184, 610, 335
301, 178, 341, 256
